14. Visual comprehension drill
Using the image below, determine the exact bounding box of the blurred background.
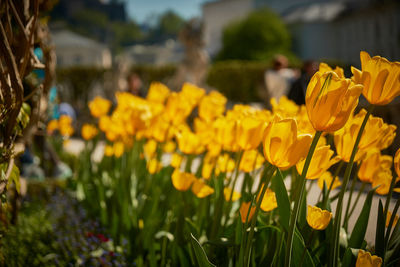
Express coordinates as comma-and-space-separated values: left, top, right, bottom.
45, 0, 400, 149
47, 0, 400, 100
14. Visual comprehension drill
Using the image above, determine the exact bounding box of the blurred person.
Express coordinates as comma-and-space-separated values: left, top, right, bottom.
288, 60, 318, 105
265, 55, 298, 102
127, 72, 143, 97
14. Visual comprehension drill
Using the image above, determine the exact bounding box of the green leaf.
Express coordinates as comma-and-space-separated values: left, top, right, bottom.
293, 228, 315, 267
271, 169, 291, 231
185, 218, 200, 237
299, 186, 307, 228
6, 164, 20, 194
190, 233, 216, 267
348, 187, 376, 248
375, 200, 385, 258
342, 247, 358, 267
386, 210, 400, 263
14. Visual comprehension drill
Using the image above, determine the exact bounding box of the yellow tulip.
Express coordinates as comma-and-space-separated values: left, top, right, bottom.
355, 249, 382, 267
318, 62, 345, 78
99, 116, 111, 132
352, 51, 400, 105
334, 119, 367, 163
372, 168, 399, 195
236, 116, 266, 150
89, 96, 111, 118
214, 117, 237, 151
177, 130, 204, 155
198, 91, 227, 122
317, 172, 341, 191
191, 179, 214, 198
239, 149, 264, 173
147, 158, 162, 174
170, 153, 183, 169
81, 124, 98, 140
171, 169, 195, 191
58, 115, 74, 137
296, 106, 316, 135
104, 145, 114, 157
263, 117, 312, 170
59, 124, 74, 137
206, 141, 222, 158
306, 64, 362, 132
216, 153, 235, 174
355, 109, 397, 151
386, 211, 399, 228
113, 142, 124, 158
194, 118, 215, 146
240, 202, 256, 223
146, 82, 170, 104
296, 145, 339, 180
395, 148, 400, 178
201, 160, 215, 180
58, 114, 72, 127
163, 141, 176, 153
306, 205, 332, 230
180, 83, 206, 107
358, 150, 392, 183
165, 92, 193, 126
259, 188, 278, 212
143, 140, 158, 159
224, 187, 241, 201
47, 119, 58, 135
270, 95, 299, 118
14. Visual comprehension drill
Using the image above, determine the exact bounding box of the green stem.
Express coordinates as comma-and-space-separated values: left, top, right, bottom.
330, 104, 374, 267
210, 172, 225, 239
223, 150, 244, 229
382, 173, 400, 261
285, 130, 322, 267
318, 161, 344, 206
290, 167, 298, 202
299, 230, 316, 266
385, 196, 400, 247
346, 182, 366, 223
243, 165, 276, 266
343, 165, 360, 230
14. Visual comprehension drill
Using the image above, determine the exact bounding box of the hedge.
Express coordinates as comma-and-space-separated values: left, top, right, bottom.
206, 60, 270, 103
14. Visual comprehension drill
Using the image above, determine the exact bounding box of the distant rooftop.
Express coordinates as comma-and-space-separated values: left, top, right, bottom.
283, 2, 347, 23
52, 30, 107, 50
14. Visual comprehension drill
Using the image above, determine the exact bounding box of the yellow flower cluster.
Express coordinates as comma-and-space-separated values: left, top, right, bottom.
46, 115, 74, 138
83, 51, 400, 207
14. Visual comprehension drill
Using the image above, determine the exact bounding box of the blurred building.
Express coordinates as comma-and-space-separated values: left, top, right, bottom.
119, 39, 184, 65
52, 30, 112, 68
203, 0, 400, 64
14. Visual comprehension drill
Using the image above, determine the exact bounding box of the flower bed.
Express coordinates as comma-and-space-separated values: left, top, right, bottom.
49, 51, 400, 266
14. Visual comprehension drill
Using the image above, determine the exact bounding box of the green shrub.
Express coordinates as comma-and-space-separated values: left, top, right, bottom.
131, 64, 177, 89
216, 8, 294, 62
206, 60, 270, 103
56, 67, 107, 103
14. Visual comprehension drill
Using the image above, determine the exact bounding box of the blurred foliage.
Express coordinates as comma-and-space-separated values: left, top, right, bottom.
0, 187, 127, 266
146, 10, 185, 44
131, 64, 177, 90
56, 67, 107, 104
69, 9, 143, 53
206, 61, 270, 103
216, 9, 295, 62
52, 4, 185, 52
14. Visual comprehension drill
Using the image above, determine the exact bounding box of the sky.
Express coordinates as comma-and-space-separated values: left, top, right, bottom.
125, 0, 210, 24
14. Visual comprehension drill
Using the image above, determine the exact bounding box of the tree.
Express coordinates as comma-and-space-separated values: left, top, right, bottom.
146, 10, 185, 43
217, 9, 293, 62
